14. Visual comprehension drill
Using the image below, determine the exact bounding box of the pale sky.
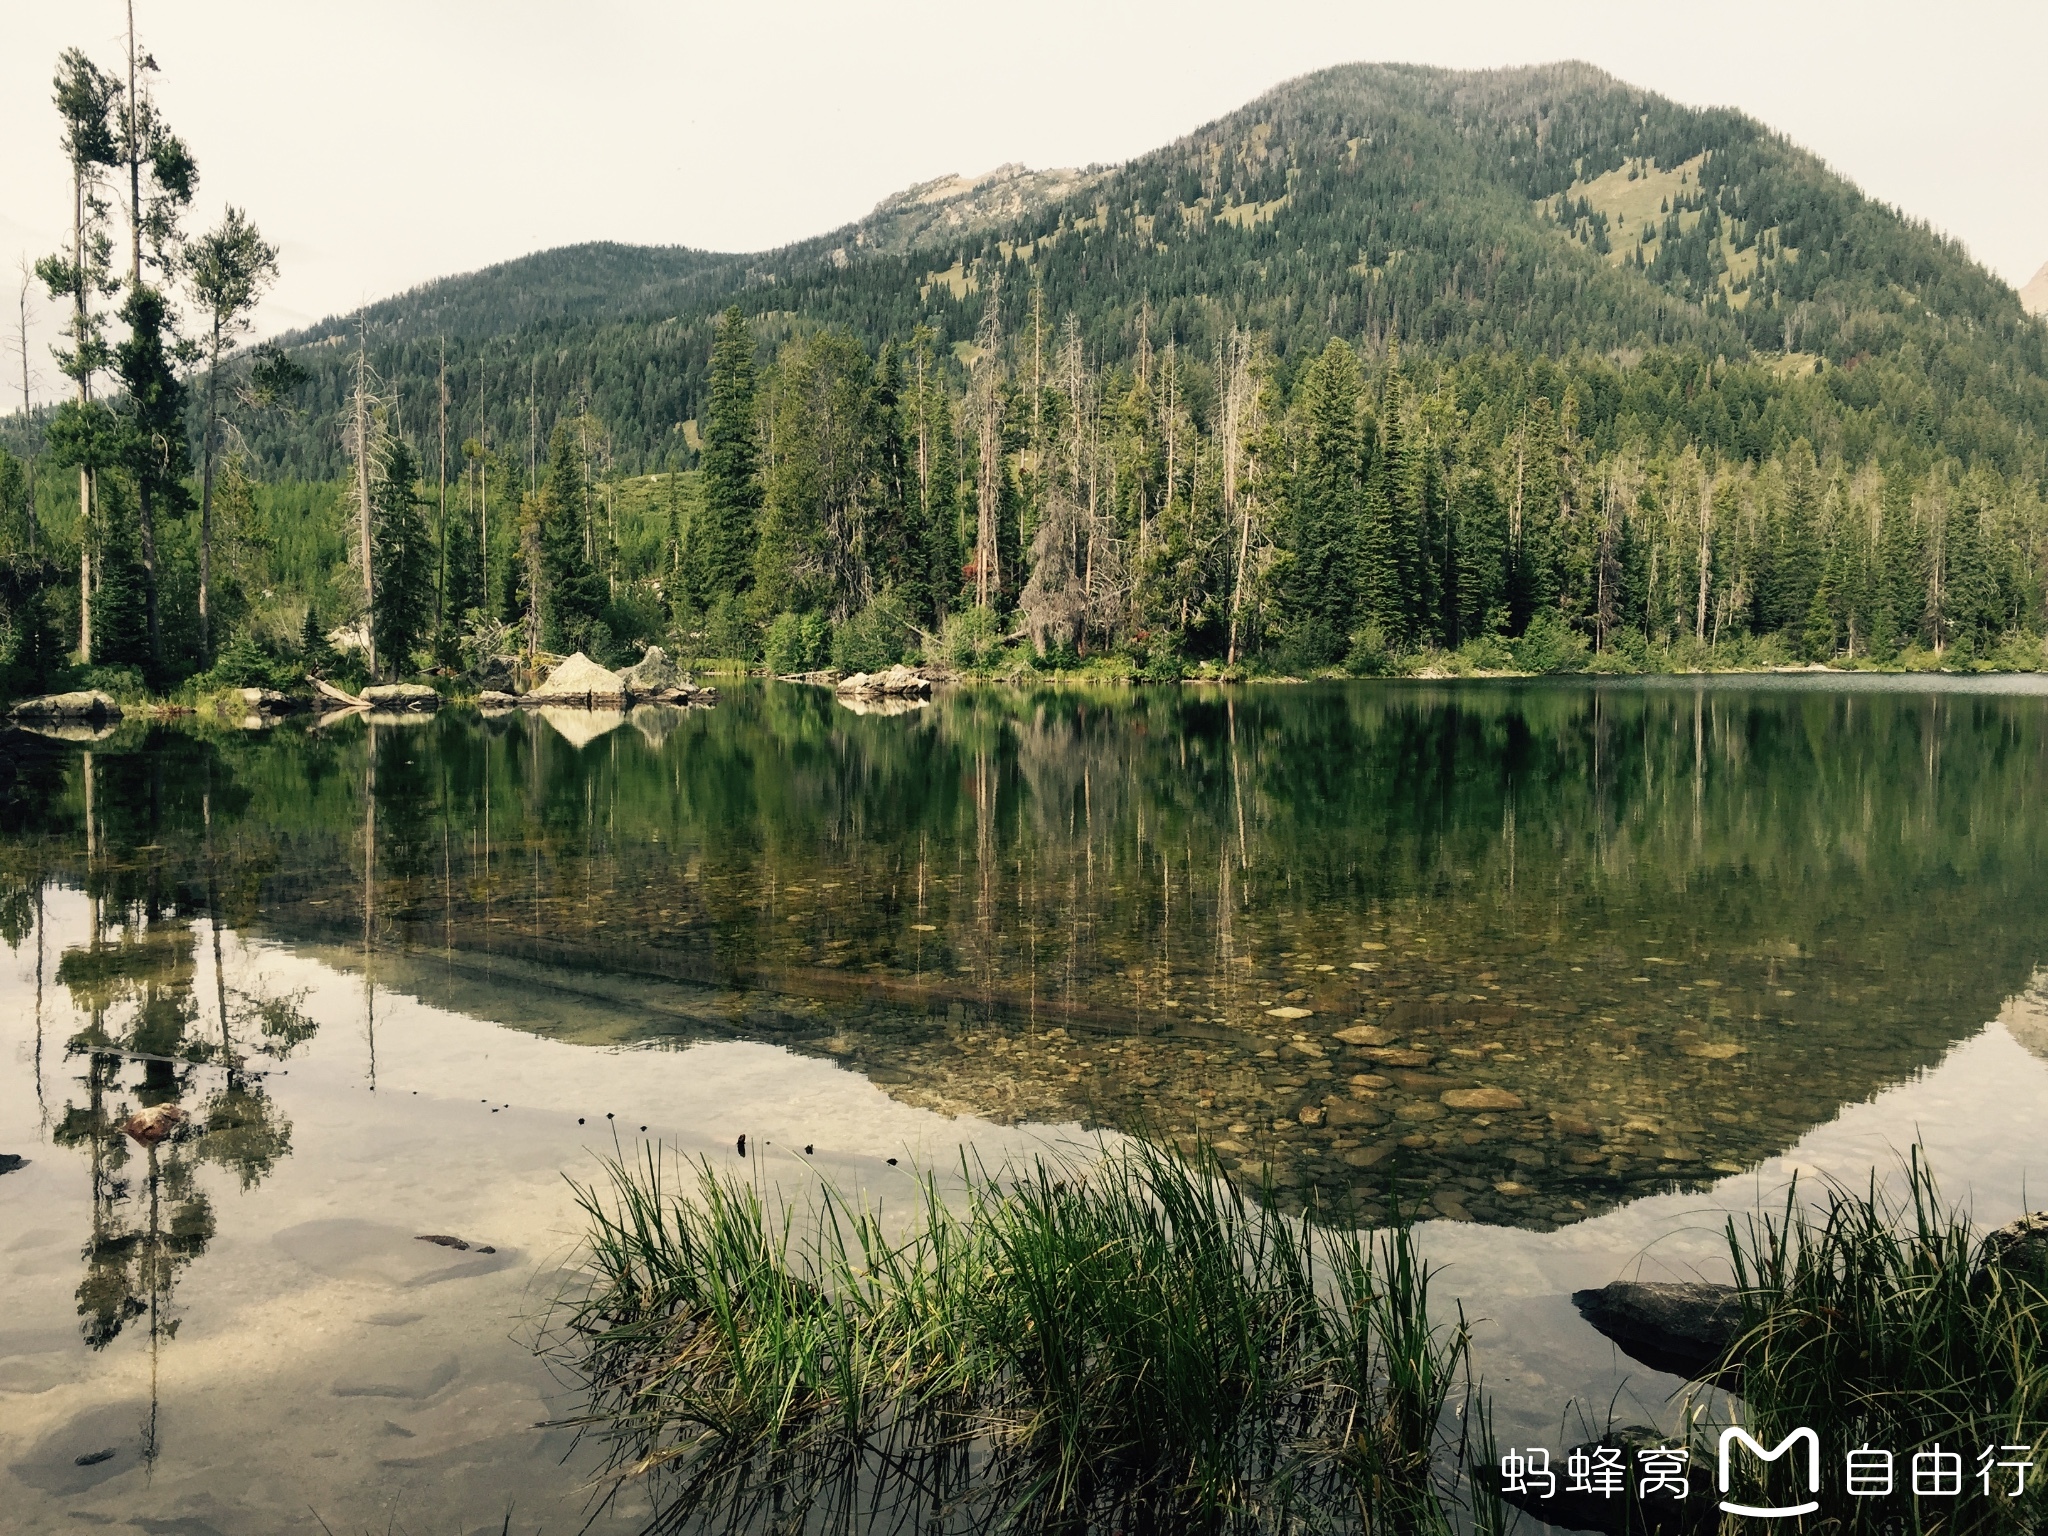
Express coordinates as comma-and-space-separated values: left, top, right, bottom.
4, 0, 2045, 407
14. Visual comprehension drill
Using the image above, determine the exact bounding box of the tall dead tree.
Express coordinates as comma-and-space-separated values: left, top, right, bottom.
1223, 329, 1267, 667
971, 273, 1004, 610
344, 337, 383, 676
14, 265, 36, 554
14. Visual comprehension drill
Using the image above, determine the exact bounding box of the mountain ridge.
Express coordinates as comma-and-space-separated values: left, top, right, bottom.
132, 60, 2048, 482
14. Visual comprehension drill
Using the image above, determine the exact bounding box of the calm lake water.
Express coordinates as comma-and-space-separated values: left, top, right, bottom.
5, 676, 2048, 1532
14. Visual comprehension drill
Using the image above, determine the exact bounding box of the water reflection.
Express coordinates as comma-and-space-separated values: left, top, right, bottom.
4, 678, 2047, 1236
1, 741, 314, 1471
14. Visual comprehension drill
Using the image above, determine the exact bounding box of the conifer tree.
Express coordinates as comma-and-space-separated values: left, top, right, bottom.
38, 48, 122, 662
370, 439, 434, 677
1285, 338, 1365, 665
114, 282, 188, 672
186, 208, 279, 659
538, 421, 606, 653
694, 306, 760, 603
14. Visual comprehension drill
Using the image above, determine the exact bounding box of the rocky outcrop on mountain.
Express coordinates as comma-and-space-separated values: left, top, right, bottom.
2022, 259, 2048, 318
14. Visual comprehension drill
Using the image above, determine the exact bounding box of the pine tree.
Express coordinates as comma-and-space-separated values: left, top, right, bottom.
538, 421, 605, 653
1452, 471, 1508, 642
114, 281, 188, 674
370, 438, 434, 677
1285, 337, 1365, 666
694, 306, 760, 603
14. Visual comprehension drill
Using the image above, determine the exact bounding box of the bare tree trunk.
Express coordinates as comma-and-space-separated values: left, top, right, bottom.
13, 267, 32, 555
198, 324, 221, 657
972, 277, 1004, 610
436, 341, 447, 644
353, 343, 377, 678
1224, 332, 1253, 667
1695, 469, 1713, 644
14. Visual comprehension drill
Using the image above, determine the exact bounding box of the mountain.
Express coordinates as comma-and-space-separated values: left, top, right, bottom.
2024, 259, 2048, 318
216, 61, 2048, 481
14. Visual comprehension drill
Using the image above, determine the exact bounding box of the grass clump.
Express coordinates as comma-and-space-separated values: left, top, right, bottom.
1715, 1155, 2048, 1533
553, 1138, 1491, 1534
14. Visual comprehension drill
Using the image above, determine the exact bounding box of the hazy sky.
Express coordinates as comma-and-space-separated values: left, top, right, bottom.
4, 0, 2044, 405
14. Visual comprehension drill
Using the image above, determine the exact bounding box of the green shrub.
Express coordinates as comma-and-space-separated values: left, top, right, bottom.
76, 663, 151, 701
1344, 622, 1398, 677
1510, 611, 1588, 673
1454, 633, 1516, 672
764, 610, 831, 674
196, 634, 301, 692
938, 606, 1005, 670
1988, 630, 2046, 672
831, 595, 911, 674
700, 594, 758, 664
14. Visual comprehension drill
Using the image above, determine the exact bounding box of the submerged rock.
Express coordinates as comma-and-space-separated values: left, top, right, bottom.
9, 689, 121, 721
0, 1153, 26, 1174
360, 683, 441, 712
525, 651, 625, 708
1571, 1280, 1743, 1382
1442, 1087, 1526, 1111
120, 1104, 187, 1147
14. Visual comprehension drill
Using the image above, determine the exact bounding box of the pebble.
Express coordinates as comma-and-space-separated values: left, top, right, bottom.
1440, 1087, 1526, 1111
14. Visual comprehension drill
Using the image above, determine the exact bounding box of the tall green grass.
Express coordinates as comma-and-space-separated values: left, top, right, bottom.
1716, 1154, 2048, 1533
550, 1139, 1493, 1534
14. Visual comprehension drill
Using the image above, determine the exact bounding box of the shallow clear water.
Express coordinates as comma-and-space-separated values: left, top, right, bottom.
3, 676, 2047, 1531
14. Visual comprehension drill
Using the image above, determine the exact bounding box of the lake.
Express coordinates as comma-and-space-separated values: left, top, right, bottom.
5, 676, 2048, 1532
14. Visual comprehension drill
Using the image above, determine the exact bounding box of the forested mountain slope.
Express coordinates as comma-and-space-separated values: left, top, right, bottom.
233, 61, 2048, 482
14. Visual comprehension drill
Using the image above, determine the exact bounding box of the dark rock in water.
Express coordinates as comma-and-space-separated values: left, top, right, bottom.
0, 1153, 26, 1175
73, 1447, 116, 1467
1493, 1424, 1715, 1535
736, 1133, 747, 1157
415, 1234, 470, 1251
1980, 1210, 2048, 1285
238, 686, 306, 714
1572, 1281, 1743, 1382
804, 1144, 814, 1155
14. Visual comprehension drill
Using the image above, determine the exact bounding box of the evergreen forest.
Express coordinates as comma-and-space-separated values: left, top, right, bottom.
5, 56, 2048, 697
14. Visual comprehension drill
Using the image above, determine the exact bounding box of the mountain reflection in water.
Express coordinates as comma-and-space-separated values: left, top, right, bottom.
5, 676, 2047, 1238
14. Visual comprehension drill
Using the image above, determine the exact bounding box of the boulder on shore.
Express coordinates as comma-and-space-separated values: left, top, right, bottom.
1571, 1281, 1743, 1383
619, 645, 688, 697
476, 690, 520, 710
9, 690, 122, 721
1981, 1210, 2048, 1286
835, 664, 932, 698
360, 683, 441, 712
239, 687, 305, 714
524, 652, 625, 709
